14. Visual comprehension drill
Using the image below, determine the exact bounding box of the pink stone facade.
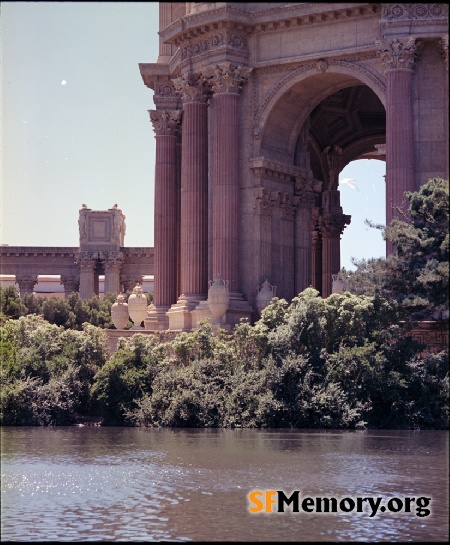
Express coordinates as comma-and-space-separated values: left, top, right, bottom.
140, 2, 449, 331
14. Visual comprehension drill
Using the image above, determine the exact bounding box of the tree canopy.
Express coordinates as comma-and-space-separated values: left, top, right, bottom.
338, 178, 449, 321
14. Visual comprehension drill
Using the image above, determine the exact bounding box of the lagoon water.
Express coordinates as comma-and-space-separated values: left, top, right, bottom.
1, 427, 448, 542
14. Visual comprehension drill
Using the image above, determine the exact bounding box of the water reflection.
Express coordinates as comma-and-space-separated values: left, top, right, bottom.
1, 428, 448, 542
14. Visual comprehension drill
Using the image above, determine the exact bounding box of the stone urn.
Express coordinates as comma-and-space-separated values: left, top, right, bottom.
111, 293, 129, 330
208, 275, 230, 323
127, 284, 148, 328
256, 279, 276, 316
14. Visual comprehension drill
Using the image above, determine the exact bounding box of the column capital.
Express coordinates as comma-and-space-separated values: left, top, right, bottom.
202, 62, 252, 95
173, 72, 210, 104
253, 188, 277, 216
279, 194, 300, 220
149, 109, 182, 137
376, 36, 423, 73
60, 274, 80, 294
77, 252, 97, 270
319, 213, 351, 238
104, 252, 124, 267
15, 273, 38, 295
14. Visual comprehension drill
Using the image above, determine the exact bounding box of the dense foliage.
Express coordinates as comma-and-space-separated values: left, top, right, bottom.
337, 178, 449, 321
2, 291, 447, 429
1, 315, 108, 425
1, 179, 448, 429
0, 289, 153, 330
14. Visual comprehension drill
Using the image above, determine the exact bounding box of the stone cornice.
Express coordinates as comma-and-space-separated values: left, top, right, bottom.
161, 4, 381, 47
0, 246, 78, 257
0, 246, 154, 258
122, 247, 154, 258
249, 157, 310, 181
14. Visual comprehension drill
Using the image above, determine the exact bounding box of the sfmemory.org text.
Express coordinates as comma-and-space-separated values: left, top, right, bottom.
248, 490, 431, 517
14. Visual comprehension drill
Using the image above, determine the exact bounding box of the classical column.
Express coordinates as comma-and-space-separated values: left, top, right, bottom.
60, 274, 80, 299
279, 194, 297, 301
253, 188, 275, 302
104, 252, 124, 296
145, 110, 182, 330
78, 253, 97, 300
203, 62, 252, 290
166, 73, 209, 330
15, 273, 38, 297
294, 178, 317, 294
320, 213, 351, 298
377, 36, 422, 254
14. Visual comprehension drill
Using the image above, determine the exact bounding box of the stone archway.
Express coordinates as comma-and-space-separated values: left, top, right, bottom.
254, 65, 386, 297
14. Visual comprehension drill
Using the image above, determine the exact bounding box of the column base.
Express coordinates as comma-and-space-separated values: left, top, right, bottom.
167, 292, 254, 332
144, 304, 171, 331
166, 294, 207, 331
223, 292, 254, 327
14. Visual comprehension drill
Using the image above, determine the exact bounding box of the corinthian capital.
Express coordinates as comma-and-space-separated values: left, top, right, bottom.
319, 213, 351, 238
173, 72, 209, 103
149, 110, 182, 137
376, 36, 422, 73
202, 62, 252, 95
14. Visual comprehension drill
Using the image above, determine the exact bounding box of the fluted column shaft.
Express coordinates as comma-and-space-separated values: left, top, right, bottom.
205, 63, 252, 292
150, 110, 182, 307
212, 93, 239, 289
104, 254, 123, 296
386, 70, 414, 223
173, 74, 209, 298
320, 213, 351, 298
79, 257, 96, 300
377, 36, 421, 255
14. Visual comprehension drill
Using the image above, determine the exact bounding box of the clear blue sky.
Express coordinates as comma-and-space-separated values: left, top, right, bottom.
1, 1, 386, 271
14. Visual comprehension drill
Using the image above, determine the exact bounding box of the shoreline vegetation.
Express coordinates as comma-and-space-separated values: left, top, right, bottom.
1, 179, 448, 430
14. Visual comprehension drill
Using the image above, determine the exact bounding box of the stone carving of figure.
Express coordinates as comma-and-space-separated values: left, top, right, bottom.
112, 208, 125, 245
78, 205, 88, 242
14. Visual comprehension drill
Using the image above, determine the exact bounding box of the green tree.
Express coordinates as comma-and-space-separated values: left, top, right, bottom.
338, 178, 449, 321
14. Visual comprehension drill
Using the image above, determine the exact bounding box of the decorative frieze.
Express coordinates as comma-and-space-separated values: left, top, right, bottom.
154, 81, 178, 99
180, 32, 249, 61
254, 188, 306, 218
381, 4, 448, 22
376, 36, 423, 73
149, 110, 182, 137
202, 62, 252, 95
